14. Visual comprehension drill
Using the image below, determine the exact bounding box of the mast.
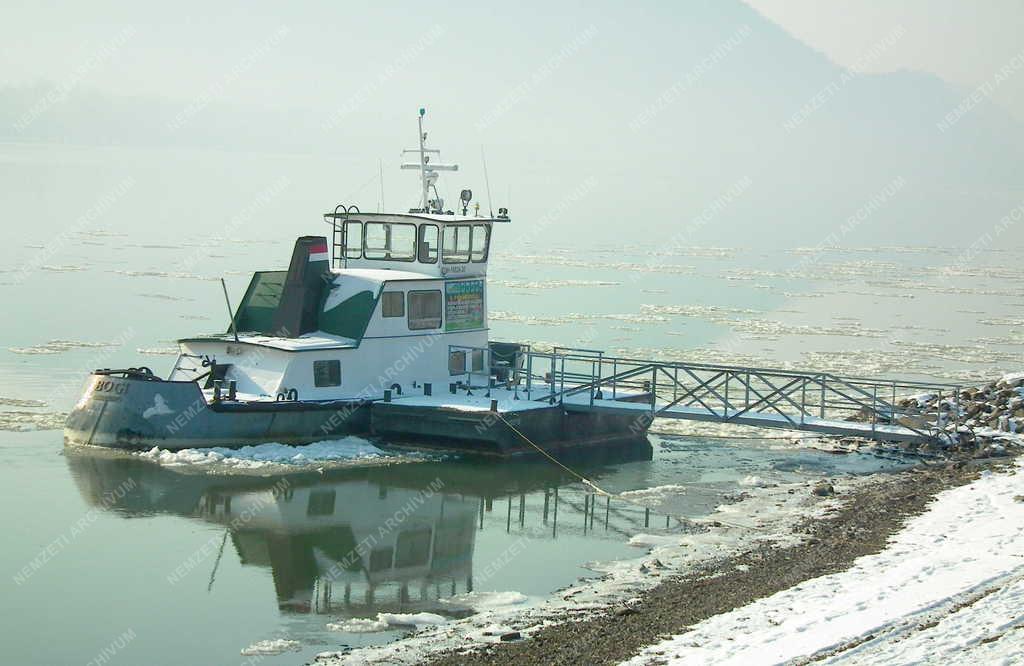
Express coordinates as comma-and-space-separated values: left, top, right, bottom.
401, 108, 457, 214
417, 109, 429, 211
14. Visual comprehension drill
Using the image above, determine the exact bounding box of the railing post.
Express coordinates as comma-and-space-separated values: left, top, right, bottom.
800, 378, 807, 425
871, 385, 877, 436
651, 366, 657, 412
819, 377, 826, 419
954, 387, 961, 433
526, 352, 533, 398
559, 355, 566, 403
589, 359, 596, 407
550, 355, 556, 404
612, 358, 618, 400
745, 372, 750, 410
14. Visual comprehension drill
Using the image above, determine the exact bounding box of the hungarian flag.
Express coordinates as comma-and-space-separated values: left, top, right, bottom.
308, 240, 329, 263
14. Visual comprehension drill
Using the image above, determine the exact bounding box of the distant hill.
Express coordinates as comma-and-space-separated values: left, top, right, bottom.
1, 0, 1021, 248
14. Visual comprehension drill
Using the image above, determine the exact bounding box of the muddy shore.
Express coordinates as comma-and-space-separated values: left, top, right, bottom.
427, 462, 989, 666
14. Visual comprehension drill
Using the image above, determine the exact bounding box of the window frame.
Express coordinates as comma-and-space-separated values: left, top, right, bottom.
442, 224, 472, 264
418, 223, 439, 264
380, 291, 405, 318
407, 289, 443, 330
471, 224, 491, 262
313, 359, 341, 387
363, 221, 417, 261
343, 221, 363, 259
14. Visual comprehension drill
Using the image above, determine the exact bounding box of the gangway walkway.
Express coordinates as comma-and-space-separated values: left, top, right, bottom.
479, 347, 964, 445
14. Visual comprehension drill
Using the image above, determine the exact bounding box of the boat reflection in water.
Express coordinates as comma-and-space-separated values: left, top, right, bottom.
64, 446, 658, 621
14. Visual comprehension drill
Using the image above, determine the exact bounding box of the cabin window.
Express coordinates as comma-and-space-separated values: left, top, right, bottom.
442, 225, 471, 263
381, 291, 405, 318
364, 222, 416, 261
449, 350, 466, 375
471, 224, 490, 262
313, 360, 341, 387
408, 290, 442, 330
418, 224, 439, 263
472, 349, 485, 372
344, 221, 362, 259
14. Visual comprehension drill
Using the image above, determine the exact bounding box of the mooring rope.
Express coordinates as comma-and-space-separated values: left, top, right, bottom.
495, 413, 766, 532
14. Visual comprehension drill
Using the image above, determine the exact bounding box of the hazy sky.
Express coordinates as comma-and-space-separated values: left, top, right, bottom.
2, 1, 1021, 250
744, 0, 1024, 120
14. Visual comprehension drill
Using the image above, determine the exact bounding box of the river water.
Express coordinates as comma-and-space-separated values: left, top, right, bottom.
1, 142, 1021, 664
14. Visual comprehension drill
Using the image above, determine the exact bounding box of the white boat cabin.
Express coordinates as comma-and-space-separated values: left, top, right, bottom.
169, 110, 511, 403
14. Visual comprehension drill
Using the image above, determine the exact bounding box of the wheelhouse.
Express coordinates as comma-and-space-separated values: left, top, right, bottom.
323, 211, 508, 278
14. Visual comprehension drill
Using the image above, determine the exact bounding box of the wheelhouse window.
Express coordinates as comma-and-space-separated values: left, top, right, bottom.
364, 222, 416, 261
471, 224, 490, 262
381, 291, 405, 318
418, 224, 439, 263
442, 225, 471, 263
313, 360, 341, 387
408, 290, 442, 330
344, 221, 362, 259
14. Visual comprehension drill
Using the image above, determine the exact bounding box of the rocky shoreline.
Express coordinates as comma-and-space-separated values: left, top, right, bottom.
424, 462, 990, 666
844, 374, 1024, 458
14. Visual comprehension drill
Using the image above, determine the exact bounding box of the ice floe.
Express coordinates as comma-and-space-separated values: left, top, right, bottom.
137, 438, 393, 469
439, 591, 530, 612
327, 612, 448, 633
8, 339, 115, 355
239, 639, 301, 655
0, 410, 67, 431
617, 484, 688, 508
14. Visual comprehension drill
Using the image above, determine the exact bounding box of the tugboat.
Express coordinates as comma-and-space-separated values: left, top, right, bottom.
64, 110, 653, 458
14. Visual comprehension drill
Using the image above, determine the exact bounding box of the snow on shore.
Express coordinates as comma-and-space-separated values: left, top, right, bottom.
624, 461, 1024, 665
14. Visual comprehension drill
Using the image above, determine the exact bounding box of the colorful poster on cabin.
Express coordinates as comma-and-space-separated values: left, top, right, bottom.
445, 280, 484, 331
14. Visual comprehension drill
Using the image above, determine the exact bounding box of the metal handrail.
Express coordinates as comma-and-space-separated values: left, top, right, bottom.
448, 344, 492, 391
520, 348, 961, 442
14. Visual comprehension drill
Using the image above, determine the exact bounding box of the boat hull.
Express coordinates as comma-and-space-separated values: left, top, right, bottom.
64, 373, 370, 451
64, 373, 653, 459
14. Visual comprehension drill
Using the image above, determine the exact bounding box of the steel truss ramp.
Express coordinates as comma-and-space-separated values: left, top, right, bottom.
519, 349, 961, 445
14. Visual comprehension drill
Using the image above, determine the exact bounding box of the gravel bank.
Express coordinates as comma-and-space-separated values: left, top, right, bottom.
427, 463, 987, 666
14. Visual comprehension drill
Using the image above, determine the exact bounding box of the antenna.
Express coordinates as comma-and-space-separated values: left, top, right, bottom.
378, 158, 384, 212
481, 145, 494, 218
